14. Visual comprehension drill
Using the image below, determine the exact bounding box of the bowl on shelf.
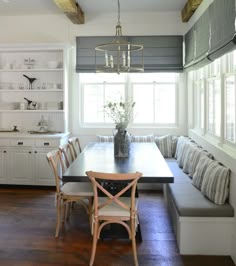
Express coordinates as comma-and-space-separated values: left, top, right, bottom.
47, 61, 59, 69
0, 102, 19, 110
45, 101, 63, 110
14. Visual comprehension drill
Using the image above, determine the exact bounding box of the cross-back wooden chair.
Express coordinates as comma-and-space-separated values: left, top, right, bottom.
68, 137, 82, 161
47, 149, 93, 237
59, 143, 74, 169
86, 171, 143, 266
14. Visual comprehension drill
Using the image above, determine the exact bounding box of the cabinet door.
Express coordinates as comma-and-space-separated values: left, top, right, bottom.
0, 149, 9, 184
34, 149, 55, 186
8, 148, 34, 185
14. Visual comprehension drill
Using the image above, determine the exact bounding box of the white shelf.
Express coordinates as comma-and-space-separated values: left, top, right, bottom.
0, 68, 63, 72
0, 89, 63, 92
0, 44, 66, 134
0, 110, 64, 113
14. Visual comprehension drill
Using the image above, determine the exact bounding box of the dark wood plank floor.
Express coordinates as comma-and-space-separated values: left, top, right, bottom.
0, 187, 234, 266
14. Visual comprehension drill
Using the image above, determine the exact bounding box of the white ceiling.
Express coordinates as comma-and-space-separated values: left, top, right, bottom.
0, 0, 187, 16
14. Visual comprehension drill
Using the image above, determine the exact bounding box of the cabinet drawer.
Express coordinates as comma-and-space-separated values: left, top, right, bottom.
35, 139, 59, 148
10, 139, 34, 147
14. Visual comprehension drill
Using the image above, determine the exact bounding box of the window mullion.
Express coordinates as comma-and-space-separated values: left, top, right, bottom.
153, 82, 156, 124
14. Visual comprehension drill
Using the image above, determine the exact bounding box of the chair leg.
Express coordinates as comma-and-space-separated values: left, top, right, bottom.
65, 202, 72, 220
88, 197, 93, 234
131, 218, 139, 266
55, 196, 61, 238
89, 220, 98, 266
61, 201, 66, 224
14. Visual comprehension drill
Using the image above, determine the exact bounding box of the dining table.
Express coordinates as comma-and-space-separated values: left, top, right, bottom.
62, 142, 174, 241
62, 142, 174, 184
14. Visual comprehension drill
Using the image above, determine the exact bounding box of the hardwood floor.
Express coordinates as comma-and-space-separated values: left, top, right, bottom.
0, 187, 234, 266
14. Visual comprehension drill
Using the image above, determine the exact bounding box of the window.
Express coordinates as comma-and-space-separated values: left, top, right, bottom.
194, 79, 205, 130
225, 75, 236, 142
190, 49, 236, 149
207, 78, 221, 136
80, 73, 178, 127
131, 73, 177, 125
81, 73, 125, 124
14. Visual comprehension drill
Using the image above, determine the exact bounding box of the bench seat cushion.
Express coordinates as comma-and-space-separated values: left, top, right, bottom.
166, 159, 191, 184
167, 183, 234, 217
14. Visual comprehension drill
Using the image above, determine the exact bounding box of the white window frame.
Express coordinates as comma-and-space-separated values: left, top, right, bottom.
191, 49, 236, 150
79, 73, 179, 129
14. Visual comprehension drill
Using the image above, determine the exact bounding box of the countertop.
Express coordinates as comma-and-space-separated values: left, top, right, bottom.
0, 131, 70, 139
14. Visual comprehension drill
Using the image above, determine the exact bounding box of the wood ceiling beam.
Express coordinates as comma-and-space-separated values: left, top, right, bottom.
54, 0, 84, 24
181, 0, 203, 22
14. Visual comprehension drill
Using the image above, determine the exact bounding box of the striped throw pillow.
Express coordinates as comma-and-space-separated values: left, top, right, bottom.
182, 143, 199, 174
201, 161, 230, 205
155, 135, 172, 158
177, 142, 192, 168
171, 135, 178, 157
192, 156, 214, 189
174, 136, 191, 159
97, 135, 114, 142
131, 135, 154, 143
188, 149, 212, 178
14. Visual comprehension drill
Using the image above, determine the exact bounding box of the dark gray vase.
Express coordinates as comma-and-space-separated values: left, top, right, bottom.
114, 129, 131, 158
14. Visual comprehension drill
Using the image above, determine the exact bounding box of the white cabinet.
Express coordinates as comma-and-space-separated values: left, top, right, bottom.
0, 44, 67, 133
0, 44, 69, 186
0, 133, 69, 186
0, 148, 9, 184
34, 148, 54, 186
8, 147, 54, 186
8, 147, 34, 185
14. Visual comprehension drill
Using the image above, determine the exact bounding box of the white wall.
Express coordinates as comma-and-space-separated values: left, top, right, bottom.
0, 11, 187, 44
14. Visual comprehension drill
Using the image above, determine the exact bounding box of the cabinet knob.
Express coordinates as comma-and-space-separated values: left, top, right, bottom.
35, 151, 37, 154
44, 142, 50, 146
3, 150, 7, 153
18, 142, 23, 145
29, 151, 32, 154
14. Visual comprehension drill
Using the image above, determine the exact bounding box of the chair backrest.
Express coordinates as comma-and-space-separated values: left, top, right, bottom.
59, 143, 73, 168
47, 149, 66, 194
68, 137, 82, 161
86, 171, 142, 217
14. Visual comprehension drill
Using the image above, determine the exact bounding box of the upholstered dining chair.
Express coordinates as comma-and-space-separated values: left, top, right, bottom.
86, 171, 142, 266
68, 137, 82, 161
47, 149, 93, 237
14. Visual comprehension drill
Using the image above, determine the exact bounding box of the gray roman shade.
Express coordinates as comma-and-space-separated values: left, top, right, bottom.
184, 0, 236, 71
195, 8, 211, 63
76, 36, 183, 73
76, 37, 114, 73
208, 0, 236, 61
184, 27, 195, 67
184, 8, 212, 70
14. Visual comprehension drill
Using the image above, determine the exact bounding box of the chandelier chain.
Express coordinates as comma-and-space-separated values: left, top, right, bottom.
117, 0, 120, 25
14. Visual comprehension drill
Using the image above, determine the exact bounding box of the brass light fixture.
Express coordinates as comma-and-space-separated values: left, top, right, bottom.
95, 0, 144, 74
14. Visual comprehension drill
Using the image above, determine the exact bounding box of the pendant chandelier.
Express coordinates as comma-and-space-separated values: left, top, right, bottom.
95, 0, 144, 74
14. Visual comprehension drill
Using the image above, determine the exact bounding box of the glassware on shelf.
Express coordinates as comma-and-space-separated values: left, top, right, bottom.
35, 80, 41, 90
41, 82, 47, 90
24, 57, 36, 69
18, 83, 25, 90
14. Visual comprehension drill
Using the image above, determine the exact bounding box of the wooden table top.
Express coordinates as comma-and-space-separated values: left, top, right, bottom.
62, 142, 174, 183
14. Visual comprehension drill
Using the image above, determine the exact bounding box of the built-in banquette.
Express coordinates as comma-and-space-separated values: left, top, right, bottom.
162, 136, 234, 256
98, 134, 235, 256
